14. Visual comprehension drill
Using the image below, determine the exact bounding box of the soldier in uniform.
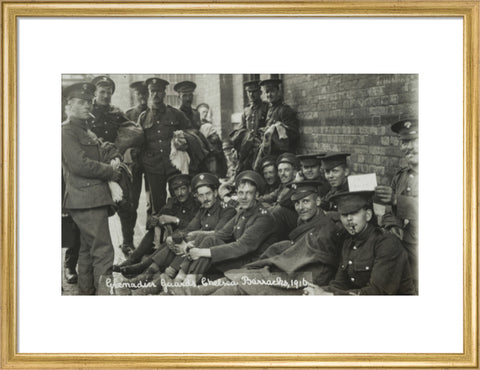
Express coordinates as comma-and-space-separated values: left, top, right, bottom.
260, 153, 300, 240
125, 81, 148, 122
233, 80, 269, 172
90, 75, 139, 256
375, 118, 418, 292
259, 155, 280, 194
183, 170, 278, 285
320, 152, 351, 211
174, 80, 201, 129
62, 82, 121, 295
124, 173, 237, 295
139, 77, 192, 213
297, 153, 331, 197
304, 190, 415, 295
114, 174, 199, 274
254, 78, 299, 169
168, 180, 341, 296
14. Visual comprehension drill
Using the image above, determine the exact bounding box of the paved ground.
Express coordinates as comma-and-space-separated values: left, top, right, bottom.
62, 183, 148, 295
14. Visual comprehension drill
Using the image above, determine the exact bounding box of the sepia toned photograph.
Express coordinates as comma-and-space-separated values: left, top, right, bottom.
61, 73, 418, 296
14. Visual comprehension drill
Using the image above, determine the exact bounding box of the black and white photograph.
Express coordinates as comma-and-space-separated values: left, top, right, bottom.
61, 73, 418, 296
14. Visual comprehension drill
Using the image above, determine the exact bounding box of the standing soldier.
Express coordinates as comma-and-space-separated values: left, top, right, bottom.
90, 75, 139, 256
297, 153, 331, 197
140, 77, 192, 213
375, 118, 418, 292
126, 81, 148, 122
254, 78, 299, 169
62, 82, 121, 295
174, 80, 201, 129
233, 80, 269, 172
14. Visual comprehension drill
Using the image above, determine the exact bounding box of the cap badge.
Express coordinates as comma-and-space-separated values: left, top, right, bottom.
404, 121, 412, 128
102, 77, 107, 81
410, 130, 417, 135
292, 184, 297, 189
200, 174, 205, 180
83, 84, 88, 90
153, 78, 157, 84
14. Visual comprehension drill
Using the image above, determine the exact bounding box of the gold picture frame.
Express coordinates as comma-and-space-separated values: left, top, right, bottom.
1, 1, 478, 368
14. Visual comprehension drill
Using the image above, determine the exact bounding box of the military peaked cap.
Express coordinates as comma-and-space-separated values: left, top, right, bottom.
167, 174, 191, 191
288, 180, 322, 201
259, 78, 282, 88
243, 80, 261, 91
129, 81, 148, 94
276, 152, 300, 169
174, 81, 197, 94
329, 190, 374, 214
63, 82, 96, 101
145, 77, 169, 90
235, 170, 266, 195
191, 173, 220, 191
297, 153, 326, 166
391, 118, 418, 140
321, 152, 351, 171
91, 75, 115, 93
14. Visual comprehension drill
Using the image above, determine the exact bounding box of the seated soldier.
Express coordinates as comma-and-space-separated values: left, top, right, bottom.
259, 152, 300, 240
168, 180, 342, 296
182, 170, 279, 285
320, 152, 351, 211
303, 191, 415, 295
297, 153, 330, 197
122, 173, 236, 294
259, 155, 280, 194
113, 174, 199, 274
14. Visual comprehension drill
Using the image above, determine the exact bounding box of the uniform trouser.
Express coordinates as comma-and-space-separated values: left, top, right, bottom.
128, 229, 155, 263
270, 206, 297, 241
150, 246, 177, 271
145, 171, 167, 214
68, 207, 114, 295
403, 241, 418, 293
62, 216, 80, 270
187, 236, 226, 276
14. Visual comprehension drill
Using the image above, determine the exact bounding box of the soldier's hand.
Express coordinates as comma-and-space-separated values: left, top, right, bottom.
158, 215, 178, 225
375, 186, 396, 205
388, 226, 404, 241
110, 169, 122, 182
303, 282, 333, 296
188, 247, 211, 261
146, 215, 158, 230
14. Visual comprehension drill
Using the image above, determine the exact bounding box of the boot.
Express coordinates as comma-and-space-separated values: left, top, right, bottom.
120, 243, 135, 258
112, 259, 133, 273
119, 258, 152, 278
64, 267, 78, 284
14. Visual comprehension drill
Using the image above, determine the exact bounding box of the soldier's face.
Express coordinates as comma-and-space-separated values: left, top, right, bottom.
148, 86, 166, 109
294, 194, 320, 222
262, 165, 278, 186
173, 185, 190, 203
301, 164, 322, 180
196, 185, 217, 209
198, 106, 209, 121
135, 90, 148, 106
401, 138, 418, 166
278, 163, 296, 184
179, 92, 194, 107
237, 182, 258, 210
68, 98, 92, 120
246, 89, 261, 103
95, 86, 113, 106
263, 86, 281, 104
340, 208, 372, 235
325, 165, 349, 188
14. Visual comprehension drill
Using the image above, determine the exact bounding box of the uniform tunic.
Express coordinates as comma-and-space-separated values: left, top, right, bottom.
381, 166, 418, 289
89, 102, 131, 144
321, 180, 349, 212
326, 224, 415, 295
62, 117, 117, 294
139, 105, 191, 212
152, 199, 236, 271
264, 101, 299, 155
187, 201, 278, 276
260, 183, 297, 240
180, 105, 201, 129
126, 103, 148, 123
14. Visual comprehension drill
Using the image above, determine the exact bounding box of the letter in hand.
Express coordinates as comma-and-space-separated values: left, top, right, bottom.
157, 215, 178, 226
388, 225, 404, 241
110, 157, 121, 171
375, 185, 395, 205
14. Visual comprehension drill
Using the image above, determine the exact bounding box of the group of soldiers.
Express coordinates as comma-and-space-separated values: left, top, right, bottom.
61, 75, 418, 295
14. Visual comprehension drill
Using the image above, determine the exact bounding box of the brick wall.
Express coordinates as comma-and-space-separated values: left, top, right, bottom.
283, 74, 418, 185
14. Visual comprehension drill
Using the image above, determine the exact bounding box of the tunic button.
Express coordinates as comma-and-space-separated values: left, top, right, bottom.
348, 260, 352, 265
160, 150, 163, 153
350, 277, 355, 282
105, 130, 108, 134
86, 182, 90, 186
291, 241, 294, 245
407, 187, 411, 192
157, 130, 160, 133
241, 216, 245, 219
237, 226, 240, 229
182, 210, 186, 214
353, 246, 357, 250
365, 266, 370, 270
156, 120, 160, 124
409, 174, 414, 178
205, 224, 208, 228
104, 122, 107, 125
309, 233, 313, 236
207, 213, 210, 217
